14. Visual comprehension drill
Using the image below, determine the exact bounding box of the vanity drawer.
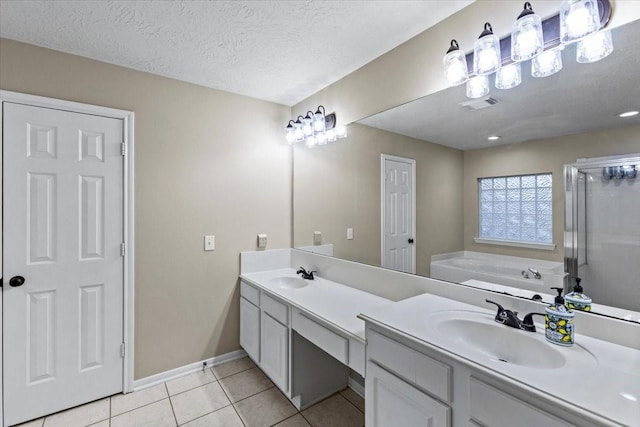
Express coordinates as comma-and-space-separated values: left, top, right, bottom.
469, 378, 571, 427
261, 293, 289, 326
368, 330, 451, 403
293, 310, 349, 364
240, 281, 260, 306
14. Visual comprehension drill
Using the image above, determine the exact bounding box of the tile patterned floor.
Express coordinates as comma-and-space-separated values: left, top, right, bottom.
15, 357, 365, 427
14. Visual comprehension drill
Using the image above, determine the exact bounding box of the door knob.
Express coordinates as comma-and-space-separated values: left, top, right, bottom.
9, 276, 25, 287
408, 238, 414, 244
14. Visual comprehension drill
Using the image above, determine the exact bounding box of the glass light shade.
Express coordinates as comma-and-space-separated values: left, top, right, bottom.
326, 128, 337, 142
474, 28, 501, 75
302, 115, 313, 137
293, 121, 304, 142
466, 75, 490, 98
285, 126, 295, 144
560, 0, 600, 44
443, 49, 468, 87
316, 132, 327, 145
531, 48, 563, 77
576, 29, 613, 63
336, 125, 347, 139
495, 62, 522, 90
313, 111, 325, 133
511, 12, 543, 61
306, 134, 316, 147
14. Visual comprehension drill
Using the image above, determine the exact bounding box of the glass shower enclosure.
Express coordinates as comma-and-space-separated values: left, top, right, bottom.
564, 154, 640, 313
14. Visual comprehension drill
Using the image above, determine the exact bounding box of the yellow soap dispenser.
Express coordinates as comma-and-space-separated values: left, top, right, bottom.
565, 277, 592, 312
545, 287, 575, 346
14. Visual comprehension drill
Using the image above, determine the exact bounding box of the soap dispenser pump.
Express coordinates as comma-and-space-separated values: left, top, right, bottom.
565, 277, 592, 312
545, 287, 575, 346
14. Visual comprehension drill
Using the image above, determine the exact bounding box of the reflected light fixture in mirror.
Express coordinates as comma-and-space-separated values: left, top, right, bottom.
511, 2, 544, 62
577, 29, 613, 63
532, 47, 564, 77
443, 39, 468, 86
473, 23, 501, 76
495, 62, 522, 89
619, 110, 639, 118
466, 75, 490, 98
560, 0, 601, 43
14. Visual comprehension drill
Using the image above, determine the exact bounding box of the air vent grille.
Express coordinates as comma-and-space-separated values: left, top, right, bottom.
459, 96, 499, 111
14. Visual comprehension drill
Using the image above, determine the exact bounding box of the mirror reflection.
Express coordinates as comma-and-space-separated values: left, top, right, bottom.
292, 19, 640, 322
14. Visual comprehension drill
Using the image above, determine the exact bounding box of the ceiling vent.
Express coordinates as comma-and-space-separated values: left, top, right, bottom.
459, 96, 499, 111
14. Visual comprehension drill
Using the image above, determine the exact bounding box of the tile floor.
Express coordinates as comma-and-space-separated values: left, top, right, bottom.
16, 357, 365, 427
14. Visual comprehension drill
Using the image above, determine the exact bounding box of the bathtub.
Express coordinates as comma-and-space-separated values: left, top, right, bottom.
430, 251, 566, 295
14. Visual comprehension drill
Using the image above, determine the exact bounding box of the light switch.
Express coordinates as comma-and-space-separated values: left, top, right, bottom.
347, 228, 354, 240
313, 231, 322, 245
257, 234, 268, 249
204, 235, 215, 251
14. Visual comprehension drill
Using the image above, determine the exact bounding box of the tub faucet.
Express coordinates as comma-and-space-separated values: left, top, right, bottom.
296, 267, 316, 280
528, 268, 542, 279
485, 300, 545, 332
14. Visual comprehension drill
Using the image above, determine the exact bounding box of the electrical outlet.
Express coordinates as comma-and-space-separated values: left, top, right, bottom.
257, 234, 268, 249
347, 228, 354, 240
204, 235, 215, 251
313, 231, 322, 245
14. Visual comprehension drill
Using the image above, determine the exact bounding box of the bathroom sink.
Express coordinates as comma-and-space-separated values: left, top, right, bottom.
268, 276, 308, 289
429, 311, 597, 369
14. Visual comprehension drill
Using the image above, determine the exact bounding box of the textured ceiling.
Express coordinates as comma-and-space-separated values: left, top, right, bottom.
359, 19, 640, 150
0, 0, 473, 106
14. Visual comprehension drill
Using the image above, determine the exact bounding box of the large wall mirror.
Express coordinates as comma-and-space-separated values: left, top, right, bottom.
293, 18, 640, 322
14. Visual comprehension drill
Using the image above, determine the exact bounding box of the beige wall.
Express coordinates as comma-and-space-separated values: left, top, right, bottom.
0, 38, 292, 379
463, 124, 640, 261
293, 123, 463, 276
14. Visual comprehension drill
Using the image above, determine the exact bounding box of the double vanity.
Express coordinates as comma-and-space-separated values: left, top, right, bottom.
239, 248, 640, 426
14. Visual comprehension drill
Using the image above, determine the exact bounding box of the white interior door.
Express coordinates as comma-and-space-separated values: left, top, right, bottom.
382, 155, 415, 274
3, 102, 124, 426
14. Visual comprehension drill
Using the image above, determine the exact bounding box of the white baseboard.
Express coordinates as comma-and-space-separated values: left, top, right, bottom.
348, 376, 365, 398
132, 349, 247, 392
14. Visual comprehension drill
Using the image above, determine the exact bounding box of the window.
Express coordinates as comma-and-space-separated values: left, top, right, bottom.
478, 173, 553, 245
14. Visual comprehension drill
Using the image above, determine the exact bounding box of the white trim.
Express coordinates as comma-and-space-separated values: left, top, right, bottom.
347, 376, 365, 398
0, 91, 136, 418
132, 350, 248, 392
473, 237, 556, 251
380, 154, 417, 274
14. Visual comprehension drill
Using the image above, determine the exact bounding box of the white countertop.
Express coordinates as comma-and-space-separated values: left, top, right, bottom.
241, 268, 393, 342
360, 293, 640, 427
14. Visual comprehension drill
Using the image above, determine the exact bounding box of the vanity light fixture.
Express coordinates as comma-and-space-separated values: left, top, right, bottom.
511, 2, 544, 62
473, 23, 501, 76
618, 110, 639, 118
285, 105, 347, 146
443, 39, 469, 86
576, 29, 613, 63
560, 0, 601, 44
444, 1, 613, 99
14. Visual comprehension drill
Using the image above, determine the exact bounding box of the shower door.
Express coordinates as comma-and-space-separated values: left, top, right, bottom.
564, 154, 640, 312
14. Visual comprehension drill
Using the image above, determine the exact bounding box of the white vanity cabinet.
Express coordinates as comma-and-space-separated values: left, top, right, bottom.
365, 324, 589, 427
259, 293, 290, 392
239, 282, 261, 362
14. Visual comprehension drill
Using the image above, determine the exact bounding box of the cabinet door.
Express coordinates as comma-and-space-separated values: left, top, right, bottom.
366, 362, 450, 427
260, 313, 289, 393
240, 297, 260, 362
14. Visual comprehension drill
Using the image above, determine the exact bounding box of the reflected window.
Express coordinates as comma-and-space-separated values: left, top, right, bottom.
478, 173, 552, 243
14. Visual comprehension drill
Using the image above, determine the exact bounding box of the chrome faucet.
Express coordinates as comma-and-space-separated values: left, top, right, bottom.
485, 300, 544, 332
528, 267, 542, 279
296, 267, 316, 280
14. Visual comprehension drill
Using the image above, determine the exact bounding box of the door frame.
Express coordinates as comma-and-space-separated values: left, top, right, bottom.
380, 154, 416, 274
0, 90, 136, 423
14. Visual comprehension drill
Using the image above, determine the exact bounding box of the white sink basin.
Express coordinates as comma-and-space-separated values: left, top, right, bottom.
429, 311, 597, 370
268, 276, 308, 289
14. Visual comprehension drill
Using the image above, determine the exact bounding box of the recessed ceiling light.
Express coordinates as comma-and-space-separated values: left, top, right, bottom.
619, 110, 639, 118
487, 135, 501, 140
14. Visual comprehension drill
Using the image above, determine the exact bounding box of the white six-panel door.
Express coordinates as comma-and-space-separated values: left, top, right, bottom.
3, 103, 124, 425
382, 155, 416, 274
